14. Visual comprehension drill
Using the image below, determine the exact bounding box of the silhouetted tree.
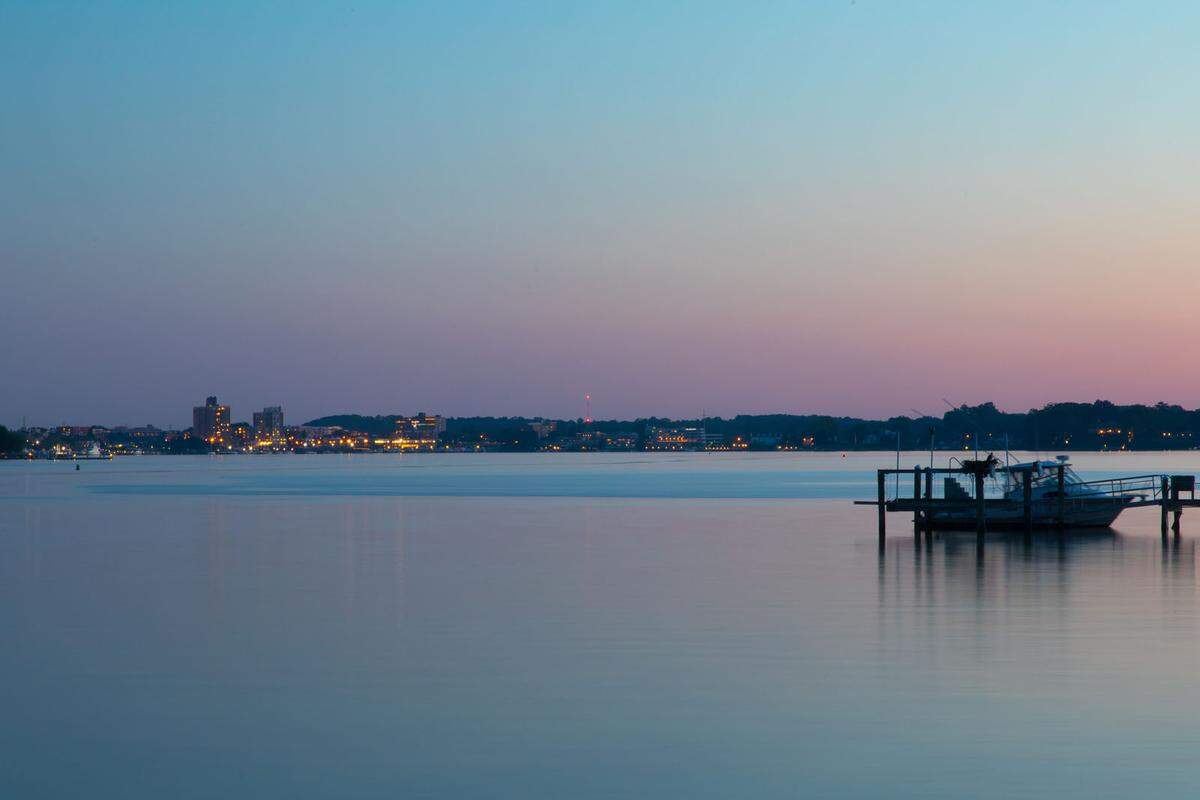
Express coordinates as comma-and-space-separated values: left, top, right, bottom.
0, 425, 25, 454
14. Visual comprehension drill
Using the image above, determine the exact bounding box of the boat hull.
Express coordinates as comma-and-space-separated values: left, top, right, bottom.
923, 496, 1134, 530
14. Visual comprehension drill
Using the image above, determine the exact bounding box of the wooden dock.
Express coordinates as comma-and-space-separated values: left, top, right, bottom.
857, 466, 1200, 548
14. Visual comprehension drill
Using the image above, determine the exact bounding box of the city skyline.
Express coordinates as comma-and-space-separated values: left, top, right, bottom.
16, 385, 1200, 431
19, 396, 1200, 458
6, 2, 1200, 425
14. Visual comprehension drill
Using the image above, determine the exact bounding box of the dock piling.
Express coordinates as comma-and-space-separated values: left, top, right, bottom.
1022, 469, 1033, 540
974, 471, 986, 543
1161, 477, 1170, 540
924, 468, 933, 541
877, 470, 886, 548
1171, 478, 1183, 535
1056, 464, 1065, 528
913, 468, 922, 537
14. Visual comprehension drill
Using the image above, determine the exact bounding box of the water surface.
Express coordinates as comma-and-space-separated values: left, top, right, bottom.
2, 453, 1199, 798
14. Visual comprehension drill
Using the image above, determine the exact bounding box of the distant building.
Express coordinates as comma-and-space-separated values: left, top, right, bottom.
292, 426, 370, 450
547, 430, 605, 452
647, 426, 706, 451
393, 413, 445, 450
192, 396, 231, 445
113, 425, 163, 438
253, 406, 284, 441
293, 425, 334, 448
530, 421, 557, 440
749, 433, 782, 449
230, 422, 253, 446
603, 432, 640, 450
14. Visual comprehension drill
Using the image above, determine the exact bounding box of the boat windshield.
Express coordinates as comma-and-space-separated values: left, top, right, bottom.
1002, 462, 1084, 494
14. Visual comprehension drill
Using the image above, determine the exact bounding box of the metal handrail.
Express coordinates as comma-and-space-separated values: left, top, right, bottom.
1073, 474, 1164, 499
1075, 473, 1164, 487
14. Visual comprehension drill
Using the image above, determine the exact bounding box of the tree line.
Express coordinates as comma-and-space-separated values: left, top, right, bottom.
307, 401, 1200, 450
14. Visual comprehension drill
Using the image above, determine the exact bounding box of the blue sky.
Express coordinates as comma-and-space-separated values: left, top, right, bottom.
4, 1, 1200, 425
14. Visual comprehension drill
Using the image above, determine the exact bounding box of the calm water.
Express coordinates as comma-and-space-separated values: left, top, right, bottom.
3, 452, 1200, 798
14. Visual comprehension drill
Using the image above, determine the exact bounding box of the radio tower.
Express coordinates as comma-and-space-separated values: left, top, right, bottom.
584, 394, 592, 426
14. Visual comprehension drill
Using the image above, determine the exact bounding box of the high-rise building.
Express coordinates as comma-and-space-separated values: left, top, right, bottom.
192, 396, 231, 445
253, 406, 284, 441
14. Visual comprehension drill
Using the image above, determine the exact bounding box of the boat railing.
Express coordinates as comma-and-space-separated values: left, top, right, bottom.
989, 472, 1166, 504
1072, 474, 1164, 501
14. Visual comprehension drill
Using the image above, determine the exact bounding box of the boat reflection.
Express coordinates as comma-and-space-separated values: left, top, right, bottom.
877, 526, 1199, 611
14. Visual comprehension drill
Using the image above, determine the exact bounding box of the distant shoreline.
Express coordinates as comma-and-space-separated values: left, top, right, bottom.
6, 447, 1200, 463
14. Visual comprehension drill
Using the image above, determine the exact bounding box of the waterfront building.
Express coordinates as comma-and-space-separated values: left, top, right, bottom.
749, 433, 782, 449
253, 406, 285, 442
230, 422, 253, 448
112, 425, 163, 439
297, 425, 342, 437
392, 413, 445, 450
192, 396, 231, 445
293, 426, 370, 450
603, 432, 640, 450
547, 430, 605, 452
647, 426, 707, 451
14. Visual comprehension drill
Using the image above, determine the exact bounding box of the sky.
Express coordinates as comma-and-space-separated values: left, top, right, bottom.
4, 1, 1200, 427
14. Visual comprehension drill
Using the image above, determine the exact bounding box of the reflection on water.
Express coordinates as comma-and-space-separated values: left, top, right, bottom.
880, 526, 1198, 600
884, 527, 1198, 617
4, 457, 1200, 798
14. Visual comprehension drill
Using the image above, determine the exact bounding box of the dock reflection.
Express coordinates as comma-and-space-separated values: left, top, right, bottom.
877, 527, 1198, 612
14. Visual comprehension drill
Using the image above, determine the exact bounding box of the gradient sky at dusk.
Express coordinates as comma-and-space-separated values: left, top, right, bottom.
4, 1, 1200, 426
